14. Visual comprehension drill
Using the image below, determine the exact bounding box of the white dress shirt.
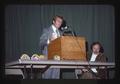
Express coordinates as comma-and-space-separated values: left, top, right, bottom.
90, 53, 98, 73
52, 25, 60, 37
47, 25, 60, 44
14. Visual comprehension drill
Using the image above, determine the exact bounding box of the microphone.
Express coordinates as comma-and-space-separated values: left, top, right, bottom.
61, 25, 76, 36
60, 19, 76, 36
61, 26, 69, 31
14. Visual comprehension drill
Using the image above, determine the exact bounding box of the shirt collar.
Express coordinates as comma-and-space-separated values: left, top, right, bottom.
92, 53, 97, 56
90, 53, 97, 61
92, 53, 98, 57
52, 25, 57, 33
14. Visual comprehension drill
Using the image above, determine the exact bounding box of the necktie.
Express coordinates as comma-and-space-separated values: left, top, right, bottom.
56, 29, 60, 37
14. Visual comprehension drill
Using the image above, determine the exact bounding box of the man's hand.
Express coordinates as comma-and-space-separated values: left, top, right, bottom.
50, 33, 57, 41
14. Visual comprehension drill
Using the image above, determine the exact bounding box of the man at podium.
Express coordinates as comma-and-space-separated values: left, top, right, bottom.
39, 15, 63, 56
39, 15, 64, 79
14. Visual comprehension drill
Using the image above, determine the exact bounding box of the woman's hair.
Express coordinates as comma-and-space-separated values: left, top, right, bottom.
90, 42, 104, 53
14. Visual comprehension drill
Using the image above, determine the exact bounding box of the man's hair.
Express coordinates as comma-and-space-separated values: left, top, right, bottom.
90, 42, 104, 53
52, 15, 63, 24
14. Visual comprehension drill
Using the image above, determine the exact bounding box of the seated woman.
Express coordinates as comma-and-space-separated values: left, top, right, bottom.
80, 42, 108, 79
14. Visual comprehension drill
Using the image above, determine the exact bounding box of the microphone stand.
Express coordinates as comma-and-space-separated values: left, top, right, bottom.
61, 26, 76, 37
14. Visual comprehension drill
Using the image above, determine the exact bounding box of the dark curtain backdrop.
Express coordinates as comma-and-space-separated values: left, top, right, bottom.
5, 5, 115, 63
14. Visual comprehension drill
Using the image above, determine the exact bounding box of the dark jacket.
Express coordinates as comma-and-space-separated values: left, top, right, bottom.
87, 52, 108, 79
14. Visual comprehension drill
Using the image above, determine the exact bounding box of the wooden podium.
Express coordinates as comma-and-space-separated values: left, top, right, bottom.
48, 36, 86, 61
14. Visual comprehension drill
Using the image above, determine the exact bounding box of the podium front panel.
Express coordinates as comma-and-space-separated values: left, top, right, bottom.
48, 36, 86, 61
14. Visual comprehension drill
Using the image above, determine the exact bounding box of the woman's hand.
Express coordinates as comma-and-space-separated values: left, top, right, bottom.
82, 68, 88, 72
